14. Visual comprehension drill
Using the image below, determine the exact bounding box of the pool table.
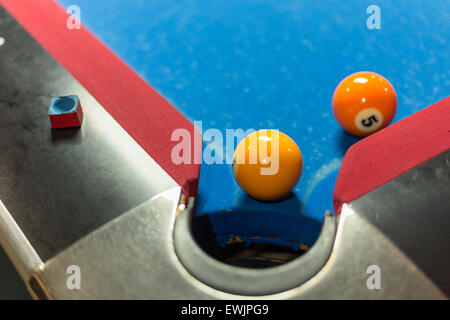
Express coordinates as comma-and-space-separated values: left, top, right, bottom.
0, 0, 448, 299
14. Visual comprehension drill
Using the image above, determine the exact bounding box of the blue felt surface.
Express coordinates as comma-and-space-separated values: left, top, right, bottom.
57, 0, 449, 247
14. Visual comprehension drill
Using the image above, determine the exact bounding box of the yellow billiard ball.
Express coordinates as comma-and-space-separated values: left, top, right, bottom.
332, 71, 397, 136
232, 130, 303, 201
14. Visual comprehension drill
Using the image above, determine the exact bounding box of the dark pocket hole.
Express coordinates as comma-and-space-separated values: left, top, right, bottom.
191, 212, 318, 269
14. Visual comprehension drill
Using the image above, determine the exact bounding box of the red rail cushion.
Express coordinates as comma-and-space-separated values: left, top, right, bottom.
334, 96, 450, 214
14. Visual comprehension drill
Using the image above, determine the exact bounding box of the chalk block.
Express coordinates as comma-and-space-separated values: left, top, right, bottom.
48, 95, 83, 129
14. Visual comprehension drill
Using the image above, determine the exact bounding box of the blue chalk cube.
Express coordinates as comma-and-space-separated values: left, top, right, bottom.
48, 95, 83, 129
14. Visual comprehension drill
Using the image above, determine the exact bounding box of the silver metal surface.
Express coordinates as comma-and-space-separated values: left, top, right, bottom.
31, 196, 445, 299
351, 149, 450, 296
31, 187, 228, 300
0, 6, 178, 270
174, 205, 337, 296
285, 205, 446, 299
0, 5, 178, 294
0, 200, 43, 281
